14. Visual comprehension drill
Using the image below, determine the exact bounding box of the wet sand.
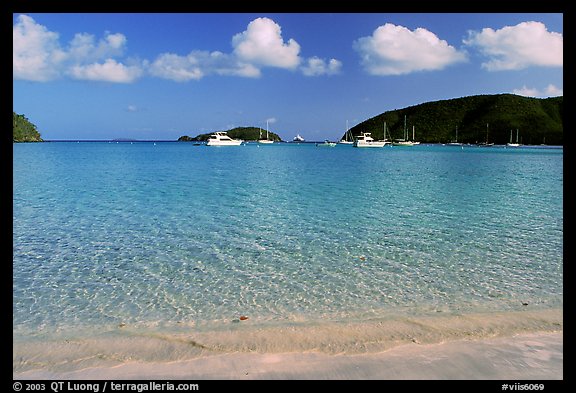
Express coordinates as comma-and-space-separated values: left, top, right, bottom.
15, 331, 562, 380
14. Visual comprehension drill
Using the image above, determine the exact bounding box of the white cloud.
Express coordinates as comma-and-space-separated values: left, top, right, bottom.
513, 84, 563, 98
68, 59, 143, 83
512, 86, 539, 97
151, 17, 341, 81
464, 21, 563, 71
149, 51, 261, 82
545, 84, 563, 96
353, 23, 467, 76
14, 15, 341, 83
13, 14, 67, 81
149, 53, 205, 81
13, 14, 142, 83
301, 57, 342, 76
68, 32, 127, 62
232, 17, 301, 69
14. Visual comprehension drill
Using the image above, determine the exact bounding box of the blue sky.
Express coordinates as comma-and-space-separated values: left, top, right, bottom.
13, 13, 563, 141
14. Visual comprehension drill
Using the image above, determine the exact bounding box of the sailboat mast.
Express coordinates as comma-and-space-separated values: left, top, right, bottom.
404, 115, 407, 140
384, 121, 387, 140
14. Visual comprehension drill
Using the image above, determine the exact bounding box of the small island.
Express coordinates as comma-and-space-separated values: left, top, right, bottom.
179, 126, 282, 142
13, 112, 43, 142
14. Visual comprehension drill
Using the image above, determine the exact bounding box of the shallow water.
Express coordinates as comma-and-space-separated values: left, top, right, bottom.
13, 142, 563, 372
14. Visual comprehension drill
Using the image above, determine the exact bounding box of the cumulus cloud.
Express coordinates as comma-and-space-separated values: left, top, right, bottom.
464, 21, 563, 71
68, 59, 143, 83
301, 57, 342, 76
232, 17, 301, 69
353, 23, 467, 75
13, 14, 67, 81
68, 32, 127, 62
545, 84, 563, 96
513, 84, 563, 98
13, 14, 142, 83
151, 17, 341, 81
149, 51, 260, 82
14, 15, 341, 83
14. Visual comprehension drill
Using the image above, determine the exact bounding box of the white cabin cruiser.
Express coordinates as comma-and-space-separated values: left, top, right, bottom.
206, 132, 243, 146
353, 132, 387, 148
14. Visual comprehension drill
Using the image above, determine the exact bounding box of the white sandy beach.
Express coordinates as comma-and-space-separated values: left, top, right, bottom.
15, 331, 562, 380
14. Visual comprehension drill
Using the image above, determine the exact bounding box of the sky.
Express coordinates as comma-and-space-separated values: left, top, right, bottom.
12, 13, 563, 141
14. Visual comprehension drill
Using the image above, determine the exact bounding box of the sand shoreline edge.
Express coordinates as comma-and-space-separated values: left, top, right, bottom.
14, 331, 562, 380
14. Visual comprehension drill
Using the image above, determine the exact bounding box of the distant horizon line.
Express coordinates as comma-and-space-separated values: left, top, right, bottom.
35, 139, 563, 148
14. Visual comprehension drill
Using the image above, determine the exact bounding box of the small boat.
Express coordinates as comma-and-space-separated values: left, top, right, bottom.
506, 129, 521, 147
206, 132, 243, 146
353, 132, 387, 148
293, 134, 305, 142
447, 126, 463, 146
392, 139, 414, 146
392, 116, 417, 146
316, 140, 337, 147
258, 120, 274, 144
339, 120, 354, 145
477, 123, 494, 147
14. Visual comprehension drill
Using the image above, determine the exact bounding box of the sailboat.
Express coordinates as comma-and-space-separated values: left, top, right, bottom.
339, 120, 354, 144
392, 115, 415, 146
477, 123, 494, 147
258, 120, 274, 144
382, 121, 391, 145
506, 129, 521, 147
447, 126, 463, 146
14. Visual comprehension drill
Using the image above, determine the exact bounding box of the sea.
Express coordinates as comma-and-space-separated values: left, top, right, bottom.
13, 141, 563, 374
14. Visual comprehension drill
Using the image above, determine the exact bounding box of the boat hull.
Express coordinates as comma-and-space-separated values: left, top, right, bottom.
353, 142, 387, 148
206, 140, 243, 146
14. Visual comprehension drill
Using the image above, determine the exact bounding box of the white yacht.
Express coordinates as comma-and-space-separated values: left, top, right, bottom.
293, 134, 305, 142
353, 132, 387, 148
206, 132, 243, 146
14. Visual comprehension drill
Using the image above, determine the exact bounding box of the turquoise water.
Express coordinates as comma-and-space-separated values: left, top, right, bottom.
13, 142, 563, 369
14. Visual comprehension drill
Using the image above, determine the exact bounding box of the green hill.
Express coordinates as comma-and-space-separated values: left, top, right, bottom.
348, 94, 563, 145
13, 112, 43, 142
179, 127, 282, 142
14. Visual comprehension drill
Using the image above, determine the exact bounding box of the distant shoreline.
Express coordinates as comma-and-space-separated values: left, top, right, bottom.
21, 140, 565, 148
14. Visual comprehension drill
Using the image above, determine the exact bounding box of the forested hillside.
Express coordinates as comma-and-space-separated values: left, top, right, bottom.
348, 94, 563, 145
13, 112, 43, 142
